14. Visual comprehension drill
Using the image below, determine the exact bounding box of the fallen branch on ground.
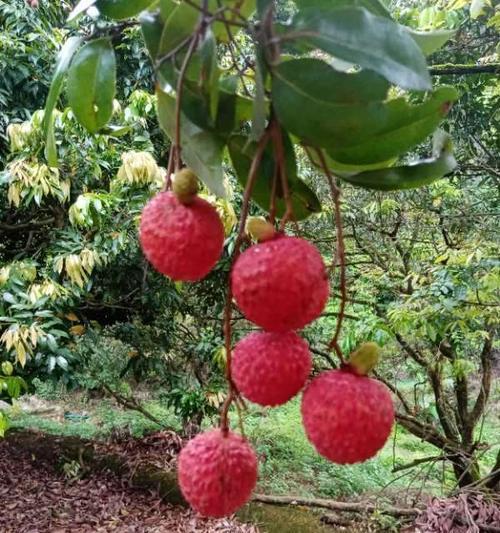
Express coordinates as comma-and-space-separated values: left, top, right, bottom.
252, 493, 419, 517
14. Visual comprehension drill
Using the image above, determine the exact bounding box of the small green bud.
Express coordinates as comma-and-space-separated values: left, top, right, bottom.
173, 168, 199, 204
348, 342, 380, 375
245, 217, 276, 242
2, 361, 13, 376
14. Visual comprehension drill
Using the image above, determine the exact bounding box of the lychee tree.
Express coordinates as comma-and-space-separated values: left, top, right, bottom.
38, 0, 471, 518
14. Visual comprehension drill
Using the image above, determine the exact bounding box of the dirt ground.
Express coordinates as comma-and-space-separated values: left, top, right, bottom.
0, 433, 257, 533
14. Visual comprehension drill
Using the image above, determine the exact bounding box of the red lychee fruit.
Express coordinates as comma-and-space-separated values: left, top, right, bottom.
231, 236, 329, 331
139, 191, 224, 282
178, 429, 258, 518
232, 331, 312, 406
301, 369, 394, 464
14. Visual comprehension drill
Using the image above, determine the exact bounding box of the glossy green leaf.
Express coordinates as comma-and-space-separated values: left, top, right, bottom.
158, 1, 198, 56
159, 0, 177, 21
140, 10, 164, 59
228, 135, 321, 220
290, 7, 431, 90
68, 0, 98, 21
67, 38, 116, 134
308, 150, 398, 176
338, 132, 457, 190
272, 58, 458, 164
409, 29, 456, 56
95, 0, 156, 19
328, 87, 459, 164
156, 89, 226, 197
42, 36, 83, 167
294, 0, 391, 18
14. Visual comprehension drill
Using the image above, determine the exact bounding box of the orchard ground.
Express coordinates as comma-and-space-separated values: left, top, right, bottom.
7, 379, 500, 503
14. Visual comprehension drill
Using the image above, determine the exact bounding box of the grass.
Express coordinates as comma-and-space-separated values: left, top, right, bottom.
9, 398, 179, 441
244, 398, 442, 499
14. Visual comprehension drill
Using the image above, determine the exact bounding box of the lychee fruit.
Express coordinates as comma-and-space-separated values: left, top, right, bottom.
231, 235, 329, 331
301, 368, 394, 464
232, 331, 312, 406
139, 191, 224, 281
178, 429, 258, 518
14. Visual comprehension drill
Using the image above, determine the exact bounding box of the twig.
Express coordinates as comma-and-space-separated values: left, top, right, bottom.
252, 493, 419, 517
392, 454, 447, 473
315, 148, 346, 364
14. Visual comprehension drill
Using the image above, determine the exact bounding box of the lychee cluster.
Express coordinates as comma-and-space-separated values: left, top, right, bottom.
140, 184, 395, 517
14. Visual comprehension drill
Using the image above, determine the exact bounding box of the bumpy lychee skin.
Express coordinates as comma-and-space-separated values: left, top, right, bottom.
139, 191, 224, 282
232, 331, 312, 406
301, 369, 394, 464
178, 429, 258, 518
231, 236, 329, 331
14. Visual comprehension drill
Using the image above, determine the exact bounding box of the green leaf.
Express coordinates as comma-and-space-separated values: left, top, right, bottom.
328, 87, 459, 164
337, 131, 457, 190
42, 36, 83, 167
68, 0, 98, 21
0, 411, 10, 438
408, 29, 456, 56
308, 150, 398, 176
294, 0, 391, 18
95, 0, 156, 19
160, 0, 177, 21
140, 10, 165, 59
272, 58, 458, 164
228, 134, 321, 220
156, 89, 226, 197
158, 1, 199, 56
67, 38, 117, 134
290, 7, 431, 90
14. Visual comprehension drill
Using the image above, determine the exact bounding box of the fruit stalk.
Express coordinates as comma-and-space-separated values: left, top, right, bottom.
220, 129, 271, 433
316, 148, 347, 364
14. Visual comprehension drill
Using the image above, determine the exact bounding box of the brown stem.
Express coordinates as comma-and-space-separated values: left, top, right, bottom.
315, 149, 346, 364
220, 130, 271, 433
164, 145, 175, 190
269, 158, 279, 225
392, 454, 448, 473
